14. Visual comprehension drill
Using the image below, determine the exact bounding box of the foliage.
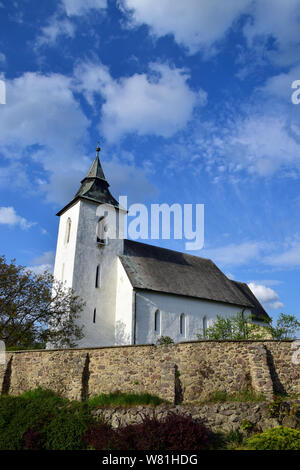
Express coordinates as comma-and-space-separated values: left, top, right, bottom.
268, 314, 300, 340
245, 426, 300, 450
87, 391, 168, 408
241, 419, 256, 433
206, 389, 266, 403
196, 311, 300, 341
196, 312, 270, 341
0, 255, 84, 348
267, 396, 285, 418
0, 388, 67, 450
43, 403, 92, 450
83, 414, 211, 451
156, 335, 174, 345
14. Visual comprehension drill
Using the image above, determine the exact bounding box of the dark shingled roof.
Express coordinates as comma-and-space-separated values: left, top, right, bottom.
57, 154, 119, 216
120, 240, 270, 322
231, 281, 270, 322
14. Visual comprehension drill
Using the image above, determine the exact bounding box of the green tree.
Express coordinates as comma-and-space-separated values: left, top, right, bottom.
0, 255, 84, 349
269, 313, 300, 340
196, 311, 300, 341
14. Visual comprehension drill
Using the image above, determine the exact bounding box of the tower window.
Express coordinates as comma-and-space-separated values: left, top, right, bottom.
95, 264, 101, 288
180, 313, 186, 336
154, 310, 161, 334
97, 216, 108, 244
65, 218, 71, 244
93, 308, 96, 323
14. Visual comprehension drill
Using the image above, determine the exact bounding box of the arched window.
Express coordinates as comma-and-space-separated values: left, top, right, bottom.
95, 264, 101, 288
180, 313, 185, 336
154, 310, 161, 334
93, 308, 96, 323
97, 216, 108, 244
203, 316, 207, 337
65, 218, 71, 244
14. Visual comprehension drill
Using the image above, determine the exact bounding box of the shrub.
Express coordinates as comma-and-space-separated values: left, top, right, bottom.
82, 423, 117, 450
43, 403, 92, 450
22, 428, 43, 450
156, 336, 174, 345
84, 414, 211, 451
245, 427, 300, 450
0, 388, 67, 450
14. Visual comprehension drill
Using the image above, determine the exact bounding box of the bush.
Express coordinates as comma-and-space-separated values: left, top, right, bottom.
156, 336, 174, 345
245, 427, 300, 450
0, 388, 67, 450
83, 414, 211, 451
43, 403, 92, 450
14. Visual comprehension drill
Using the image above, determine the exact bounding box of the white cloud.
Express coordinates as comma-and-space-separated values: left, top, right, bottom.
36, 16, 75, 47
243, 0, 300, 67
0, 52, 5, 64
0, 206, 35, 230
264, 242, 300, 268
248, 282, 284, 310
201, 241, 266, 267
61, 0, 107, 16
0, 69, 158, 205
0, 71, 90, 204
120, 0, 251, 54
75, 61, 203, 141
28, 251, 56, 275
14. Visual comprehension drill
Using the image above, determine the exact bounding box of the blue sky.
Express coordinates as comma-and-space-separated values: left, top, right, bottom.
0, 0, 300, 325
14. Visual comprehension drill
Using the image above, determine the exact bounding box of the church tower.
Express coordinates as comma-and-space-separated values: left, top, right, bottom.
53, 143, 126, 347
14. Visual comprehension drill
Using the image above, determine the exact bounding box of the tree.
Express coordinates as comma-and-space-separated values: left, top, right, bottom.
196, 311, 300, 341
268, 313, 300, 340
0, 255, 85, 349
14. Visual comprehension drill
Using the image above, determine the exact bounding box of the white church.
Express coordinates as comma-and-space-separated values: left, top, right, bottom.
53, 144, 270, 347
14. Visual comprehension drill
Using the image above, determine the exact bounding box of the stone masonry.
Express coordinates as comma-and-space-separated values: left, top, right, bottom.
0, 341, 299, 403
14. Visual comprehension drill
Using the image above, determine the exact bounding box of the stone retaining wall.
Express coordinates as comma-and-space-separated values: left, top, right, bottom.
0, 341, 299, 402
91, 400, 300, 433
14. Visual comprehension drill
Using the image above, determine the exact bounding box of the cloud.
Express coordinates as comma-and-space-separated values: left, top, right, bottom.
75, 61, 203, 141
201, 241, 266, 267
0, 206, 35, 230
28, 251, 56, 275
248, 282, 284, 310
264, 242, 300, 268
0, 69, 158, 205
120, 0, 300, 64
0, 71, 90, 204
0, 52, 5, 64
243, 0, 300, 67
36, 16, 75, 47
61, 0, 107, 16
120, 0, 251, 54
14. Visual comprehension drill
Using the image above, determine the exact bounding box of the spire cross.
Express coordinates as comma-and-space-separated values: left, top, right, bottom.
96, 141, 101, 157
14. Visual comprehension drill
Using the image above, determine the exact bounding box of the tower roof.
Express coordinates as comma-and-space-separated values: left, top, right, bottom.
56, 143, 119, 216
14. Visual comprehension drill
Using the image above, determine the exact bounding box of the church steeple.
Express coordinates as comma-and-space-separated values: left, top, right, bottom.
56, 142, 119, 216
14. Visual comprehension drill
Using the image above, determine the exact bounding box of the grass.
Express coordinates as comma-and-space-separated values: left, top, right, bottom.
204, 389, 266, 403
87, 391, 169, 408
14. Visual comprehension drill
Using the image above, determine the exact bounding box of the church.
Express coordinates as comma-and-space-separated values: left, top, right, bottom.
53, 144, 270, 347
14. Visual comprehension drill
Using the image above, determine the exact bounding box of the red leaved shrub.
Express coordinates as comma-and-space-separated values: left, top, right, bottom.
83, 414, 211, 451
22, 428, 43, 450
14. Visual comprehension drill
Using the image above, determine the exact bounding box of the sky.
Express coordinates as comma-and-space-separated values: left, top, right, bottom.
0, 0, 300, 325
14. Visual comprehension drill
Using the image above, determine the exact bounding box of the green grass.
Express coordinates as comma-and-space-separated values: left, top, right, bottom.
87, 391, 169, 408
204, 389, 266, 403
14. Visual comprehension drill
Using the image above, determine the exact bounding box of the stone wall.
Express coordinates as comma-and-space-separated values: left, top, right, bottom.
0, 341, 299, 403
91, 400, 300, 433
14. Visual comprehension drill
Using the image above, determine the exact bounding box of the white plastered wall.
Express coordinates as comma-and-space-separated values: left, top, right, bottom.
115, 258, 134, 345
135, 290, 252, 344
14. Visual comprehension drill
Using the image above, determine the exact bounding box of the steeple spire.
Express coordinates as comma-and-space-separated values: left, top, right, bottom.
56, 142, 119, 216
